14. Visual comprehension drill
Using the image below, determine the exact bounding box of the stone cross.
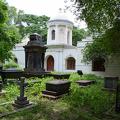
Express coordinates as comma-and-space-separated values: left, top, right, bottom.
19, 77, 26, 98
13, 77, 31, 108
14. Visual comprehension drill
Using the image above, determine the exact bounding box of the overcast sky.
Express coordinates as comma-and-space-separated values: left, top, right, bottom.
6, 0, 86, 28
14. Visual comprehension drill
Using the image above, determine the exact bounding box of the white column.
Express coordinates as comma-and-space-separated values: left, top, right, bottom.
55, 25, 59, 44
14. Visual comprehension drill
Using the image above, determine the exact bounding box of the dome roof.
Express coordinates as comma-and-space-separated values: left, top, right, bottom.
49, 10, 73, 24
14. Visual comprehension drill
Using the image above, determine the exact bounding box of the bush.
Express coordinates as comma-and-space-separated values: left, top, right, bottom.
3, 61, 20, 69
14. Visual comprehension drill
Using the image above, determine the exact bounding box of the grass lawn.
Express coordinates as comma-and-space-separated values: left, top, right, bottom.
0, 73, 120, 120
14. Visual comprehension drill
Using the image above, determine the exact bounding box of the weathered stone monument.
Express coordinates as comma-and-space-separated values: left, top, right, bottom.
104, 77, 119, 90
13, 77, 31, 108
24, 33, 47, 73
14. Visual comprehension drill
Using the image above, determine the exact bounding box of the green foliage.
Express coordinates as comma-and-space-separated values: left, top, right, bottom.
5, 84, 19, 101
0, 74, 119, 119
0, 1, 21, 62
66, 0, 120, 61
15, 12, 49, 43
26, 77, 53, 97
3, 60, 20, 69
0, 0, 8, 24
72, 27, 88, 46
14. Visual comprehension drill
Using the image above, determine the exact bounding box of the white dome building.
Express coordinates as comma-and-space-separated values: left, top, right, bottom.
45, 11, 78, 72
12, 10, 120, 77
45, 11, 120, 77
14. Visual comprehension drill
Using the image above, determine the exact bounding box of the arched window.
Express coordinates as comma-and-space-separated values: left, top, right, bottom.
66, 57, 75, 70
92, 58, 105, 71
51, 30, 55, 40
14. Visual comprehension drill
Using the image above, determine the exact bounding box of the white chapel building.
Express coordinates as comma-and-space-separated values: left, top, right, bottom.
44, 11, 120, 77
13, 11, 120, 77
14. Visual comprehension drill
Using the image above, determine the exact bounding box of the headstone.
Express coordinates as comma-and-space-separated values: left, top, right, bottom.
115, 81, 120, 112
23, 33, 47, 73
13, 77, 31, 108
104, 77, 119, 90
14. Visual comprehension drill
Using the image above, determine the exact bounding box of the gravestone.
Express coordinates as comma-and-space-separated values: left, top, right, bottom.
42, 80, 71, 99
24, 33, 47, 73
104, 77, 119, 90
13, 77, 31, 108
115, 81, 120, 112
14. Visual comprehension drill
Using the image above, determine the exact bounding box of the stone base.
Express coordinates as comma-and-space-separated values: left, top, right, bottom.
12, 96, 32, 109
42, 90, 70, 99
76, 80, 95, 87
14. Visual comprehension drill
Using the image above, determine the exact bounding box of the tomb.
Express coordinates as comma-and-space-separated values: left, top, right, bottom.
104, 77, 119, 90
42, 80, 71, 99
23, 33, 47, 73
76, 80, 95, 87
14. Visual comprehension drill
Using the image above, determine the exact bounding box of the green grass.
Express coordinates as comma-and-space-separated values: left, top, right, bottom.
0, 74, 120, 120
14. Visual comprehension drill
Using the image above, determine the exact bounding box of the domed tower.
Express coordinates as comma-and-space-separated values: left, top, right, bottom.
47, 11, 73, 45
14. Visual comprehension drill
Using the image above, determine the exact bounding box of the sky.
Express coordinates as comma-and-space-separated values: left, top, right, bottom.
6, 0, 87, 28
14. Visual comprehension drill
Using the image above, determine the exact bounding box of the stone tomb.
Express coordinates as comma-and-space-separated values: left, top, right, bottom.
42, 80, 71, 99
76, 80, 95, 87
104, 77, 119, 90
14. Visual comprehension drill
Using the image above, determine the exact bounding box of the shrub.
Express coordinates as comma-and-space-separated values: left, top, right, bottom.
3, 61, 20, 69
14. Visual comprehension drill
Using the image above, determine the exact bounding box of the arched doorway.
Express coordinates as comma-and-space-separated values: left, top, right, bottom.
66, 57, 75, 70
47, 55, 54, 71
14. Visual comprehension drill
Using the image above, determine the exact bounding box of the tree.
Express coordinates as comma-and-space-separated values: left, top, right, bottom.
67, 0, 120, 61
15, 13, 49, 43
72, 27, 89, 46
0, 0, 21, 63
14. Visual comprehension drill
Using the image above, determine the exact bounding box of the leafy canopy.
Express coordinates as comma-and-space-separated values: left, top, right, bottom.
67, 0, 120, 61
0, 0, 21, 62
